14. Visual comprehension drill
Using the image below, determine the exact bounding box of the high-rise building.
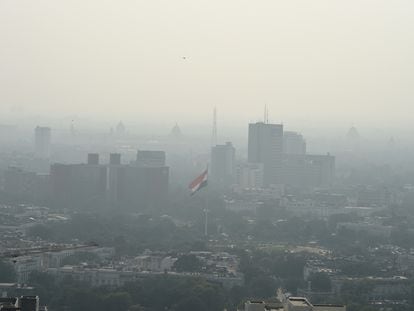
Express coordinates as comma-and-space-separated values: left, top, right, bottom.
210, 142, 236, 187
34, 127, 51, 159
117, 166, 169, 210
109, 153, 121, 165
50, 153, 169, 210
87, 153, 100, 165
283, 131, 306, 155
248, 122, 283, 186
3, 167, 50, 203
50, 154, 107, 209
106, 153, 122, 207
4, 167, 37, 200
136, 150, 166, 167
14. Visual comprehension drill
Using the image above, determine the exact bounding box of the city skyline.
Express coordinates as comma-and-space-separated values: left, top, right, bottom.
1, 2, 413, 310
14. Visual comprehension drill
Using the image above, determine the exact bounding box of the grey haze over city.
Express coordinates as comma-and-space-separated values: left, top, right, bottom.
1, 1, 414, 311
1, 1, 414, 127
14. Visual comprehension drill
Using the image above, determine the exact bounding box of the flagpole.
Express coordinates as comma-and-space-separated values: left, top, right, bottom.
204, 196, 209, 237
188, 167, 209, 237
204, 165, 209, 237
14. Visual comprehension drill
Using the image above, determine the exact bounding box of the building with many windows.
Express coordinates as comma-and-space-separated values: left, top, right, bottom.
248, 122, 284, 186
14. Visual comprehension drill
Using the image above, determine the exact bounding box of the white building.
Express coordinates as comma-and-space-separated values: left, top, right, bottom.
14, 256, 42, 284
134, 255, 177, 272
236, 163, 264, 189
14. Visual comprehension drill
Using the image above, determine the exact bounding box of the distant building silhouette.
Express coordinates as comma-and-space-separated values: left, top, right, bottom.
51, 160, 107, 209
117, 165, 169, 210
283, 131, 306, 155
51, 152, 169, 211
34, 126, 51, 159
247, 122, 334, 188
116, 121, 125, 136
70, 120, 76, 136
281, 154, 335, 188
236, 162, 264, 189
87, 153, 100, 165
346, 126, 360, 152
3, 167, 50, 203
170, 123, 183, 139
109, 153, 121, 165
136, 150, 166, 167
211, 142, 236, 187
346, 126, 360, 140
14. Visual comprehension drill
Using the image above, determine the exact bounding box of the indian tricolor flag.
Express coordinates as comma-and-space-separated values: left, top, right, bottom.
189, 169, 208, 195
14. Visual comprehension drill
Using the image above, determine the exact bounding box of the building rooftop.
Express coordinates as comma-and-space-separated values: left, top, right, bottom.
288, 297, 311, 307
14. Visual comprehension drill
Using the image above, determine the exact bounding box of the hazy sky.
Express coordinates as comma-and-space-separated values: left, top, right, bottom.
1, 0, 413, 128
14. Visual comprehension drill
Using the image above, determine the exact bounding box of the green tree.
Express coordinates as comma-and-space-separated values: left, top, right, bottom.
27, 224, 53, 240
173, 296, 208, 311
173, 254, 202, 272
0, 260, 16, 282
248, 276, 278, 298
309, 272, 332, 292
129, 305, 145, 311
103, 292, 132, 311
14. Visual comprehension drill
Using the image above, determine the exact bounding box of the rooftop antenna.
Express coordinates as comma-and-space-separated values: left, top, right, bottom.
264, 105, 269, 124
70, 120, 74, 135
211, 107, 217, 146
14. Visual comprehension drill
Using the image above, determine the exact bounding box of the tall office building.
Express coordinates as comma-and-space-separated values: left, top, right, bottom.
248, 122, 283, 186
34, 126, 51, 158
283, 131, 306, 155
4, 167, 50, 203
50, 154, 107, 209
4, 167, 37, 200
117, 165, 169, 210
136, 150, 166, 167
211, 142, 236, 187
50, 153, 169, 210
106, 153, 122, 207
87, 153, 100, 165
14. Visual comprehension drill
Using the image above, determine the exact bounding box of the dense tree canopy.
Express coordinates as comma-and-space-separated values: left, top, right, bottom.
0, 260, 16, 282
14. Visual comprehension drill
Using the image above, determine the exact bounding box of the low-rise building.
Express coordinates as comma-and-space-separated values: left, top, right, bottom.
13, 257, 42, 284
244, 295, 345, 311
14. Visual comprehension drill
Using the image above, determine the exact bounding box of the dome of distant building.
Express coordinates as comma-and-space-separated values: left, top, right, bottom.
170, 123, 182, 138
116, 121, 125, 135
346, 126, 360, 140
